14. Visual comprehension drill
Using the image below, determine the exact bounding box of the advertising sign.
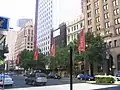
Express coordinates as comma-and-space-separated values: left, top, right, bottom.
0, 16, 9, 30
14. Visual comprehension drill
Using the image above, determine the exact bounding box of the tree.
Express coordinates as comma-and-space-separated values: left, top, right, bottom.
19, 49, 48, 70
49, 46, 69, 71
67, 32, 104, 76
84, 32, 104, 76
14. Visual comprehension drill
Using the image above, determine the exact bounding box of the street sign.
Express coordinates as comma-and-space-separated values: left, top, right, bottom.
0, 16, 9, 30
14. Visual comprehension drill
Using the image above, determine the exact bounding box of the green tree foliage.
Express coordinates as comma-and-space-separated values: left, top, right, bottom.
19, 49, 48, 70
49, 46, 69, 70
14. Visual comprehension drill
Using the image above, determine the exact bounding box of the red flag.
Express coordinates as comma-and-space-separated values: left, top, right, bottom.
34, 47, 38, 60
78, 28, 85, 53
16, 53, 20, 65
50, 39, 55, 57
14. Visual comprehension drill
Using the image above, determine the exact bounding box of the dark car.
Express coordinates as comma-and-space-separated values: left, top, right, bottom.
47, 74, 61, 79
25, 72, 47, 86
77, 74, 94, 81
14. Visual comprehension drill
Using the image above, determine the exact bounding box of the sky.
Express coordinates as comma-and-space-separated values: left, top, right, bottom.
0, 0, 82, 30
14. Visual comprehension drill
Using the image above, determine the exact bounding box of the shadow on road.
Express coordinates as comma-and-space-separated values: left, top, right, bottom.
93, 85, 120, 90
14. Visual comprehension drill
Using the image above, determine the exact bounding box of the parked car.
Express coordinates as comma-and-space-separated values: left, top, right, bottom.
77, 74, 94, 81
47, 73, 61, 79
25, 72, 47, 86
115, 72, 120, 81
0, 75, 14, 86
5, 72, 17, 77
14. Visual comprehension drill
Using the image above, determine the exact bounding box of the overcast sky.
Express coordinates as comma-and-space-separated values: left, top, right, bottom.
0, 0, 82, 30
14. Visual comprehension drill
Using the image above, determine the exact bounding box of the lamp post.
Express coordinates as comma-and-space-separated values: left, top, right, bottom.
84, 44, 88, 75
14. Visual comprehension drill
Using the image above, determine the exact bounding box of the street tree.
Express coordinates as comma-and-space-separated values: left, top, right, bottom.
84, 32, 105, 76
19, 49, 48, 70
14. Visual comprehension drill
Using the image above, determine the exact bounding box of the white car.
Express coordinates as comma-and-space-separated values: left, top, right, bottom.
0, 75, 14, 86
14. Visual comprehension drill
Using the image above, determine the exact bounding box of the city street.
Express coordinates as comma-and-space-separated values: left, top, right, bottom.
4, 76, 84, 89
4, 76, 120, 90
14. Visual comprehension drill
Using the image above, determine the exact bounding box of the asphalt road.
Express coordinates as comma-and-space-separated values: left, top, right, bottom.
4, 76, 120, 90
4, 76, 83, 89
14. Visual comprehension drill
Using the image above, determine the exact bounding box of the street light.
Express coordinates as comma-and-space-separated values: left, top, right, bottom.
84, 44, 88, 75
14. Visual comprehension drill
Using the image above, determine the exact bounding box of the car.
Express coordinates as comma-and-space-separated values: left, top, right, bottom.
77, 74, 94, 81
47, 73, 61, 79
115, 72, 120, 81
0, 75, 14, 86
25, 72, 47, 86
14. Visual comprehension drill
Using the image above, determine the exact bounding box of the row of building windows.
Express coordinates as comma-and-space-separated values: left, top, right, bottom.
38, 35, 50, 42
105, 39, 120, 48
67, 22, 83, 33
39, 40, 50, 46
27, 36, 33, 42
67, 33, 78, 43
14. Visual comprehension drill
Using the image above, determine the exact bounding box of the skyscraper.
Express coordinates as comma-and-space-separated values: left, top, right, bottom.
36, 0, 60, 55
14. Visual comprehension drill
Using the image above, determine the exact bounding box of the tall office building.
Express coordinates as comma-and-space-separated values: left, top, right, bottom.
36, 0, 60, 55
84, 0, 120, 71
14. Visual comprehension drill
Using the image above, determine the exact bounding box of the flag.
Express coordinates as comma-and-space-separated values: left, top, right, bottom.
78, 28, 85, 53
16, 53, 20, 65
34, 47, 38, 60
50, 39, 55, 57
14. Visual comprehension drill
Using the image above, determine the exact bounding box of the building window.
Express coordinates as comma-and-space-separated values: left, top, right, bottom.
114, 40, 117, 47
87, 4, 91, 10
77, 24, 79, 29
68, 36, 70, 42
96, 17, 100, 22
96, 25, 100, 31
113, 8, 119, 15
104, 13, 109, 19
88, 19, 92, 25
80, 23, 83, 28
95, 1, 99, 8
68, 28, 70, 33
103, 4, 108, 10
115, 28, 120, 35
95, 9, 99, 15
113, 0, 118, 6
86, 0, 90, 3
71, 35, 73, 40
31, 30, 33, 35
72, 27, 73, 31
28, 36, 30, 41
31, 37, 33, 41
87, 12, 91, 18
74, 26, 76, 30
105, 22, 110, 28
114, 18, 120, 25
109, 41, 112, 47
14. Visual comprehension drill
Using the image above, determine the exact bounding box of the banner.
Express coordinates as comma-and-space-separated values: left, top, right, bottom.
78, 28, 85, 53
34, 47, 38, 60
50, 39, 55, 57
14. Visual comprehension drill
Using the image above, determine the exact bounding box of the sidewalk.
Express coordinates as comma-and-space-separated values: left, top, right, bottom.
6, 83, 118, 90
